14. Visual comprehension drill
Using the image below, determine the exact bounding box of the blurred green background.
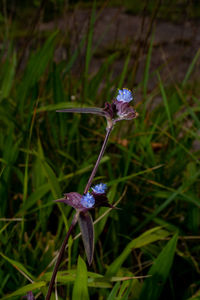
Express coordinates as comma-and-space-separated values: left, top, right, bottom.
0, 0, 200, 299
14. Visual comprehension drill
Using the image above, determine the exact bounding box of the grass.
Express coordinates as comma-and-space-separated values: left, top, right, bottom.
0, 1, 200, 299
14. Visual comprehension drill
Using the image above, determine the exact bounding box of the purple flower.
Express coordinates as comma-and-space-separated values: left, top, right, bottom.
116, 88, 133, 103
102, 88, 137, 124
23, 292, 35, 300
81, 192, 95, 208
92, 183, 107, 194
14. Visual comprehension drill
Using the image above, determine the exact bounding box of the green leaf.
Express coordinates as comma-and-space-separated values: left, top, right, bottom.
157, 71, 174, 136
107, 282, 120, 300
139, 234, 178, 300
42, 270, 112, 288
1, 281, 45, 300
17, 31, 57, 113
182, 48, 200, 87
106, 227, 170, 277
0, 52, 16, 101
0, 252, 35, 281
72, 256, 89, 300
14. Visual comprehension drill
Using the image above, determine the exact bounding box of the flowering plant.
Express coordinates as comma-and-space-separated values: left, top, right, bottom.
45, 88, 138, 300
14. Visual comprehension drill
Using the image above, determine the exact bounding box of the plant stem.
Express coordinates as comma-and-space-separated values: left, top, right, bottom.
45, 212, 79, 300
84, 125, 113, 194
46, 123, 113, 299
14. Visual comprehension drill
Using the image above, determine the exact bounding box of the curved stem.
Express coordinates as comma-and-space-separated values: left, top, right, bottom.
45, 213, 79, 300
84, 125, 113, 194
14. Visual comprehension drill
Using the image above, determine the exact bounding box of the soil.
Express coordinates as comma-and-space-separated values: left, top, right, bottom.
39, 7, 200, 89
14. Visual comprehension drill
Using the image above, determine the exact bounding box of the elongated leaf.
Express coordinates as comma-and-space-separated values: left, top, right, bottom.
42, 270, 112, 288
157, 71, 174, 136
36, 102, 85, 112
106, 227, 169, 277
41, 160, 61, 199
139, 234, 178, 300
143, 32, 154, 100
1, 282, 45, 300
17, 31, 57, 113
72, 256, 89, 300
0, 52, 16, 101
0, 252, 35, 281
107, 282, 121, 300
182, 48, 200, 86
56, 107, 106, 117
78, 211, 94, 265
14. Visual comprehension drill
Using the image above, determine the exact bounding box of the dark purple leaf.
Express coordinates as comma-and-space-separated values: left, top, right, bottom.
78, 211, 94, 265
55, 192, 85, 210
56, 107, 106, 117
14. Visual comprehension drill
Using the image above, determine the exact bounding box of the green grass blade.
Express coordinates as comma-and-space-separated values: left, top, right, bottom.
157, 71, 174, 136
135, 167, 200, 232
139, 234, 178, 300
17, 31, 57, 113
64, 35, 86, 75
182, 48, 200, 87
0, 252, 35, 281
0, 52, 16, 101
1, 281, 46, 300
143, 32, 154, 100
107, 282, 121, 300
106, 227, 170, 277
72, 256, 89, 300
84, 1, 96, 100
118, 51, 131, 89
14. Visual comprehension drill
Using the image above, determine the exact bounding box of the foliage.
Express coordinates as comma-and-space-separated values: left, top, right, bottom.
0, 1, 200, 299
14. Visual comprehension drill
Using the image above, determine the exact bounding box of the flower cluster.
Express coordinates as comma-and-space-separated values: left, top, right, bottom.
103, 88, 137, 125
116, 88, 133, 103
81, 192, 95, 208
56, 183, 111, 210
81, 183, 107, 208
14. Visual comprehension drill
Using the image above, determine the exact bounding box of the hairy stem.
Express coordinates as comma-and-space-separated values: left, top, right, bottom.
45, 212, 79, 300
84, 125, 113, 194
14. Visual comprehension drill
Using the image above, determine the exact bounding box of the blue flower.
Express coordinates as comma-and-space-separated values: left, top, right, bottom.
116, 88, 133, 103
92, 183, 107, 194
81, 192, 95, 208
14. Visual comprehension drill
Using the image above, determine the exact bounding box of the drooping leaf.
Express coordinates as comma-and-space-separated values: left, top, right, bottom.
78, 211, 94, 265
72, 256, 89, 300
